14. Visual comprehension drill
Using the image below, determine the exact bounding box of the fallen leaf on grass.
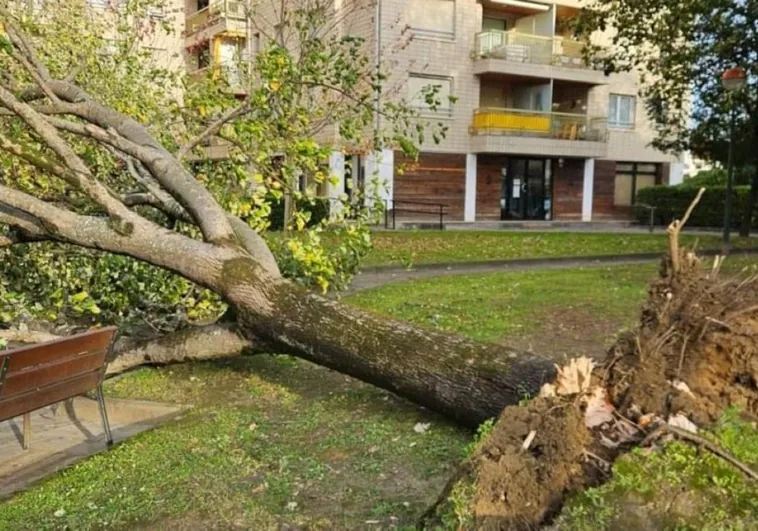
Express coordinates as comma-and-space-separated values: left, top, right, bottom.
414, 422, 431, 434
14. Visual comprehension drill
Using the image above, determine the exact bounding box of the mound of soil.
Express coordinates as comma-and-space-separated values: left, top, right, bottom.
607, 254, 758, 426
424, 248, 758, 530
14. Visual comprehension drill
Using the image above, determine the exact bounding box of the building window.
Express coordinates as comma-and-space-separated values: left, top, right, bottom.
614, 162, 658, 207
408, 75, 453, 115
409, 0, 455, 38
608, 94, 636, 129
195, 42, 211, 70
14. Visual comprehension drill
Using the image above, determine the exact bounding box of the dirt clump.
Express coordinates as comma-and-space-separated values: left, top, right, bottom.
605, 254, 758, 426
424, 398, 591, 530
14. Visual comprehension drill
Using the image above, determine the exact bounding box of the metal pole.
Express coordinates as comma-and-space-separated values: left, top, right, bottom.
96, 384, 114, 447
649, 207, 655, 233
392, 201, 396, 230
724, 104, 736, 252
439, 206, 444, 230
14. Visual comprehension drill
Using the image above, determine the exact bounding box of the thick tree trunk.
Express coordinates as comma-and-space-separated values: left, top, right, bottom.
218, 257, 557, 428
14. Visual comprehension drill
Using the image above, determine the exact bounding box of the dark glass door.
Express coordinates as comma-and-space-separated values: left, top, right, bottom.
502, 158, 551, 221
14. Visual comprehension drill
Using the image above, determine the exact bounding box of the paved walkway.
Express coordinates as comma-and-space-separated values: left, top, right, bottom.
0, 397, 185, 499
348, 249, 758, 292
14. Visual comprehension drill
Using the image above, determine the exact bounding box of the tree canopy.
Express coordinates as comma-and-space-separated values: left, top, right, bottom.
0, 0, 447, 331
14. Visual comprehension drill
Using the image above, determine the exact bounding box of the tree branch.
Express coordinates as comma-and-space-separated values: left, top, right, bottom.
0, 184, 239, 289
0, 86, 133, 219
178, 102, 251, 161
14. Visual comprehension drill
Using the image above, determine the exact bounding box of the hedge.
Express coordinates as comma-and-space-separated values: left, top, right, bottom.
634, 185, 756, 228
268, 196, 331, 231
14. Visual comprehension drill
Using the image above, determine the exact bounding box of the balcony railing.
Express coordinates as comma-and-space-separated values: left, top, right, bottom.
186, 0, 247, 35
475, 30, 591, 69
471, 108, 608, 142
189, 62, 249, 92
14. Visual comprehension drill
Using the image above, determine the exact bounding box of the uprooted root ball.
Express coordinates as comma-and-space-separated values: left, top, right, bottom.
606, 253, 758, 426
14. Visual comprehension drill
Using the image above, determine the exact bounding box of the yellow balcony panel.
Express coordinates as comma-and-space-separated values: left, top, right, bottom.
471, 108, 608, 143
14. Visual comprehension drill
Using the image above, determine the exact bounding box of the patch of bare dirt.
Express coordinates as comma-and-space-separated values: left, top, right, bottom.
506, 308, 630, 363
606, 254, 758, 426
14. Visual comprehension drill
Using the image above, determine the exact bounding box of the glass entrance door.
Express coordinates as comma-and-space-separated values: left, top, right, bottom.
502, 158, 552, 221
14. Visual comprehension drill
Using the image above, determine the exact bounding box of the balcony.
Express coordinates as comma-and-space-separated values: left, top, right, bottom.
470, 108, 609, 158
185, 1, 247, 44
188, 62, 248, 95
473, 30, 608, 85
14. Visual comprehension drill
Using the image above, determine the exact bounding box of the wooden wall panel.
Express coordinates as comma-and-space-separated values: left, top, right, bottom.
593, 160, 618, 219
394, 152, 466, 221
553, 159, 584, 220
476, 154, 507, 220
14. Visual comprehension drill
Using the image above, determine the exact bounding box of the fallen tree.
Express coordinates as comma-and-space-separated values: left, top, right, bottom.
0, 9, 556, 428
422, 194, 758, 529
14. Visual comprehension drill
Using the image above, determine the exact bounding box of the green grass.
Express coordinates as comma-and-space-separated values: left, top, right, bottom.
0, 357, 468, 530
557, 408, 758, 530
349, 264, 655, 343
2, 256, 756, 529
363, 231, 754, 268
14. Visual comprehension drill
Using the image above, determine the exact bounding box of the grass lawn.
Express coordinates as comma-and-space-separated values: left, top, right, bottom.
1, 257, 756, 529
363, 231, 754, 268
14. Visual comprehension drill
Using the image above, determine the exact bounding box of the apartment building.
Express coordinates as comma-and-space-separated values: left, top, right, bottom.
180, 0, 686, 222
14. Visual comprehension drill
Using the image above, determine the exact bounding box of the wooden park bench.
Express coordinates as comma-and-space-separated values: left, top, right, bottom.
0, 327, 117, 450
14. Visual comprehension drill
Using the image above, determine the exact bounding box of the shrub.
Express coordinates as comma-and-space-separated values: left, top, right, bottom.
635, 185, 755, 228
268, 196, 331, 231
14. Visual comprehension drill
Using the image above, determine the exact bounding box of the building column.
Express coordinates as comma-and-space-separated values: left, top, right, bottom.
669, 163, 685, 186
327, 151, 345, 199
465, 154, 478, 222
582, 158, 595, 222
365, 149, 394, 206
327, 151, 345, 217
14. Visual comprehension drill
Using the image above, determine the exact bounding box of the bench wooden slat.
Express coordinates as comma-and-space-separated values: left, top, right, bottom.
0, 371, 102, 424
1, 350, 108, 397
0, 327, 116, 373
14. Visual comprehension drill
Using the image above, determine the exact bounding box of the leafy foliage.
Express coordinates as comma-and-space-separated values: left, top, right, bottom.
576, 0, 756, 159
635, 184, 757, 228
0, 0, 447, 330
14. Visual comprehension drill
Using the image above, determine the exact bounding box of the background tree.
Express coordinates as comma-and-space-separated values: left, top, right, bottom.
0, 0, 554, 426
577, 0, 758, 234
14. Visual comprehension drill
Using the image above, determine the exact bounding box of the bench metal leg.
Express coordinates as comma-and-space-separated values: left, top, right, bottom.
23, 412, 31, 450
95, 384, 114, 447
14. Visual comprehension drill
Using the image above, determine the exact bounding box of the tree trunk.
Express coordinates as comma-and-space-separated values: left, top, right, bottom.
107, 323, 256, 375
218, 257, 557, 428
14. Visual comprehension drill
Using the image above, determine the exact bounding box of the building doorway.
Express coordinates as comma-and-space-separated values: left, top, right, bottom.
501, 158, 552, 220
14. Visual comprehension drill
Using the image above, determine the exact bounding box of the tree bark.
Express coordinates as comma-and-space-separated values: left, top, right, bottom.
107, 323, 256, 375
217, 257, 557, 428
